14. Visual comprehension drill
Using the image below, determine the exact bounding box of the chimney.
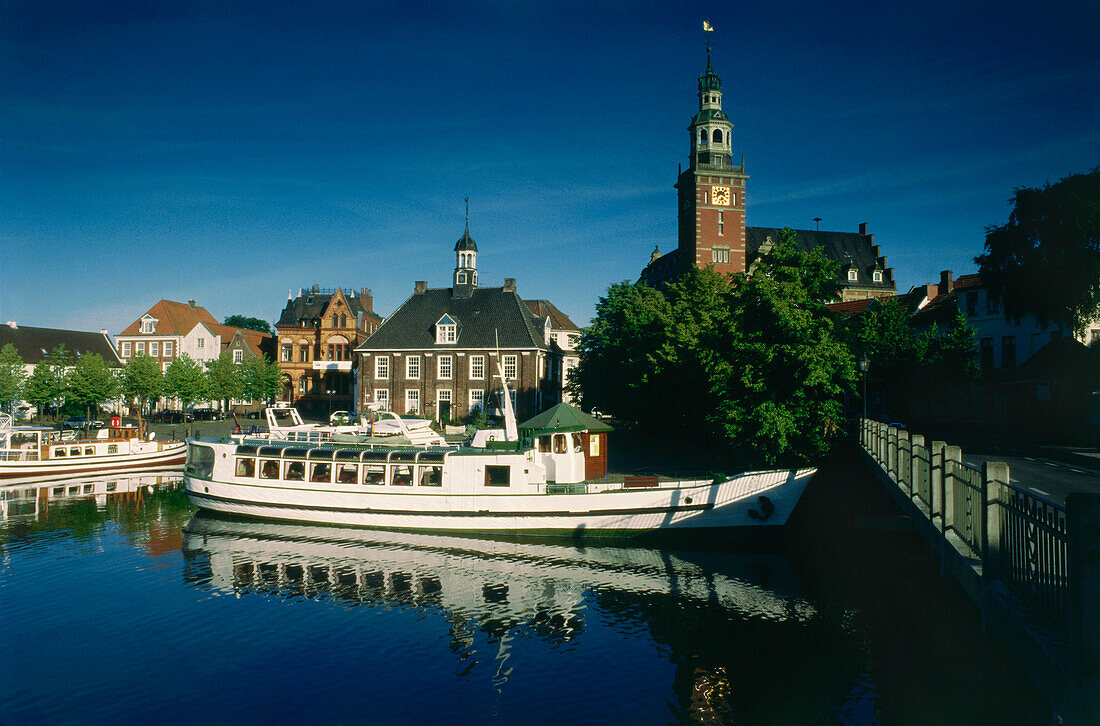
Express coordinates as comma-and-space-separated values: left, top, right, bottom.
414, 281, 427, 294
288, 289, 293, 301
6, 321, 16, 329
503, 278, 516, 292
361, 288, 373, 312
858, 222, 869, 236
939, 270, 953, 293
312, 284, 320, 292
188, 299, 196, 308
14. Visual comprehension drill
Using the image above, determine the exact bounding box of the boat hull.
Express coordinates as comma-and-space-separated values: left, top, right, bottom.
0, 443, 187, 484
183, 468, 815, 536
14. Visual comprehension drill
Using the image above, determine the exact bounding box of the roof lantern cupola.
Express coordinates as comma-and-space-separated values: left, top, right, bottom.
453, 198, 479, 298
689, 41, 733, 170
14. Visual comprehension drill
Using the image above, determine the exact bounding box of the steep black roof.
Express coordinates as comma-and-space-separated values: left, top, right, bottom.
277, 288, 370, 327
0, 325, 122, 366
357, 286, 546, 351
454, 223, 478, 252
746, 227, 894, 292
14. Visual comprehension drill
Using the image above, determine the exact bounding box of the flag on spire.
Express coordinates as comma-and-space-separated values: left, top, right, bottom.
703, 20, 714, 32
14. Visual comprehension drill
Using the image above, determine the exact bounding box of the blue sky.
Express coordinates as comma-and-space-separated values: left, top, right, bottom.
3, 1, 1097, 335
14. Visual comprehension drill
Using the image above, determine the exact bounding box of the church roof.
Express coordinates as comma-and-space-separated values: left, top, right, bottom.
357, 286, 546, 351
746, 227, 895, 292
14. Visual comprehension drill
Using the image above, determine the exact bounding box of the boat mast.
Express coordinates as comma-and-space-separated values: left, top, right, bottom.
494, 330, 519, 441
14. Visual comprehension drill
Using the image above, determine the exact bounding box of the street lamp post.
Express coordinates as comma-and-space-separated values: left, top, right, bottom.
858, 355, 870, 422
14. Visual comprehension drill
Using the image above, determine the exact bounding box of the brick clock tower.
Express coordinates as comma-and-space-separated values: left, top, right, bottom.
675, 46, 748, 275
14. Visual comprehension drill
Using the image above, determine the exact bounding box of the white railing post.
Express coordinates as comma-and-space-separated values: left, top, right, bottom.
983, 461, 1010, 580
942, 444, 960, 531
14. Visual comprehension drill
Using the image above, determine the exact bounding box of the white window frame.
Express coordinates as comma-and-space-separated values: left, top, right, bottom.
437, 355, 452, 380
847, 269, 858, 281
163, 341, 173, 357
436, 324, 456, 344
503, 355, 517, 381
375, 356, 389, 379
406, 355, 420, 379
121, 342, 131, 357
136, 342, 145, 354
298, 378, 307, 394
233, 349, 243, 364
149, 341, 159, 357
873, 270, 883, 282
197, 338, 205, 349
374, 389, 390, 411
405, 389, 420, 415
469, 389, 484, 412
436, 388, 452, 419
470, 355, 485, 380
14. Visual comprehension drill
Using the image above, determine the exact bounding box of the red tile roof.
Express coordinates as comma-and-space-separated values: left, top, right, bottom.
119, 300, 219, 336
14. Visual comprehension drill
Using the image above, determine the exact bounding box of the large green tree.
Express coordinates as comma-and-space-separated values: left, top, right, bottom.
68, 353, 120, 419
704, 228, 854, 464
164, 353, 208, 413
568, 281, 672, 424
23, 346, 70, 419
122, 353, 163, 431
223, 315, 273, 336
976, 167, 1100, 335
0, 343, 26, 415
205, 353, 243, 413
240, 355, 282, 406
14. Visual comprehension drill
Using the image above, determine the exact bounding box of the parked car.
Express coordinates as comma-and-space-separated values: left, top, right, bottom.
61, 416, 103, 430
329, 410, 356, 425
150, 409, 192, 423
190, 408, 224, 421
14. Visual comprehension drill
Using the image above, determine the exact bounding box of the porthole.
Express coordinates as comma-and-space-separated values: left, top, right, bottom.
685, 497, 693, 504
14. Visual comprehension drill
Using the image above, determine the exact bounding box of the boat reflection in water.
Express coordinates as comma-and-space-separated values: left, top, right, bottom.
182, 515, 877, 723
0, 470, 184, 519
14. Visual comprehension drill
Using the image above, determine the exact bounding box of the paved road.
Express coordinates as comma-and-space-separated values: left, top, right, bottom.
958, 448, 1099, 505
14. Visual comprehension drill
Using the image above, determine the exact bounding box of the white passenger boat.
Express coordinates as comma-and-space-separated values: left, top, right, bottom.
0, 414, 187, 483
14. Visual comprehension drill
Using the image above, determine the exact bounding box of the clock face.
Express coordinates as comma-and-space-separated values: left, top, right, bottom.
712, 186, 731, 206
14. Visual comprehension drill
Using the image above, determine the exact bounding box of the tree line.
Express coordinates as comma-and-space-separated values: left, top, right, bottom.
0, 346, 283, 426
568, 228, 977, 466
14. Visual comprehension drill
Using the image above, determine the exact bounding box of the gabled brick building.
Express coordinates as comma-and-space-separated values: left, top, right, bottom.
275, 286, 382, 414
355, 223, 563, 422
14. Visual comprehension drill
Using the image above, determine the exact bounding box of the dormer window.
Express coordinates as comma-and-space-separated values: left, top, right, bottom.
140, 316, 157, 334
435, 315, 457, 344
847, 269, 858, 282
872, 270, 883, 283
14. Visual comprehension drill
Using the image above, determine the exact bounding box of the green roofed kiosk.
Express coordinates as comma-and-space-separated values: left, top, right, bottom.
519, 403, 613, 479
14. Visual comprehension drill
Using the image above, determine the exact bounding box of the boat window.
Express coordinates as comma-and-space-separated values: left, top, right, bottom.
187, 444, 216, 479
83, 484, 93, 493
538, 436, 551, 453
553, 434, 568, 454
391, 465, 413, 486
363, 464, 386, 485
69, 486, 78, 494
235, 458, 256, 477
260, 460, 280, 479
106, 482, 116, 492
84, 446, 95, 455
419, 465, 442, 487
572, 433, 582, 452
337, 463, 358, 484
310, 463, 332, 483
485, 465, 510, 487
55, 448, 66, 458
284, 461, 305, 481
70, 447, 81, 456
107, 444, 118, 454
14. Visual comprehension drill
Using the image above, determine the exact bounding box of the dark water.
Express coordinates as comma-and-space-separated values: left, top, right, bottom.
0, 455, 1051, 725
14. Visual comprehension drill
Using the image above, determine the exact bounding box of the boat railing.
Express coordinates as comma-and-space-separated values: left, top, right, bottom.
0, 447, 41, 461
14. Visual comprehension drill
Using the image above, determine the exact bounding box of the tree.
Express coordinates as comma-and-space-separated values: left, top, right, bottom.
205, 353, 243, 413
843, 297, 925, 417
976, 167, 1100, 335
164, 354, 208, 413
704, 228, 855, 465
68, 354, 120, 418
240, 355, 282, 405
223, 315, 273, 336
568, 281, 672, 424
122, 353, 163, 431
23, 346, 69, 419
0, 343, 26, 415
921, 311, 979, 384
